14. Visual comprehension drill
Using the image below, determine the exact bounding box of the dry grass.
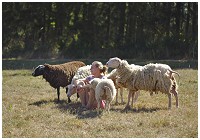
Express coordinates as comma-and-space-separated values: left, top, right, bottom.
2, 69, 198, 138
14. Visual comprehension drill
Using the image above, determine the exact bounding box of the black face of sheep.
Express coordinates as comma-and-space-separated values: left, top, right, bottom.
32, 65, 45, 77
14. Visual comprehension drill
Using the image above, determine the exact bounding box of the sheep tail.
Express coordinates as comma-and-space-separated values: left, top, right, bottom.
169, 70, 180, 85
170, 70, 180, 77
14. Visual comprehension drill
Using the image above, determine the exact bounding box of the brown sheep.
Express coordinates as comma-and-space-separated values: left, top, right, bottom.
32, 61, 85, 102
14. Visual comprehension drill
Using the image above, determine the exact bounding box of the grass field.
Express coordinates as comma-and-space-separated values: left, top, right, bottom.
2, 59, 198, 138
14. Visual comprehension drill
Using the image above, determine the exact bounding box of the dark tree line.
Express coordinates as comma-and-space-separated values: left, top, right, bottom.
2, 2, 198, 59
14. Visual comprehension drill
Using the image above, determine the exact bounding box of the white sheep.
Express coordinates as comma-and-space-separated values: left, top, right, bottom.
106, 57, 179, 109
66, 65, 91, 99
107, 65, 141, 107
95, 78, 116, 114
143, 63, 180, 95
82, 78, 116, 114
154, 63, 180, 78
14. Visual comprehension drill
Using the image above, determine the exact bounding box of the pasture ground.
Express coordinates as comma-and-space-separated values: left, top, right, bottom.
2, 59, 198, 138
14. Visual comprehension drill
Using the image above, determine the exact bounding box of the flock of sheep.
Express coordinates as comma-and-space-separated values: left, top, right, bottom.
32, 57, 180, 114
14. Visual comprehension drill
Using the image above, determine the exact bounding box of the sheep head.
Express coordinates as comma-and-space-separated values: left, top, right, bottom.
67, 84, 77, 97
32, 65, 45, 76
106, 57, 122, 68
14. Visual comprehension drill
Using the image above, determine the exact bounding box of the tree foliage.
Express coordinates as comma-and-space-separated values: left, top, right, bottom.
2, 2, 198, 59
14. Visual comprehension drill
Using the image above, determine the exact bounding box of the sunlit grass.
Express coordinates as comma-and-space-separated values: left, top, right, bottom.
2, 69, 198, 138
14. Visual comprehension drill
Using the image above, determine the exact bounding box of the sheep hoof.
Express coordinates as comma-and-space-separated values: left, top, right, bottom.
121, 102, 126, 105
168, 107, 172, 110
55, 99, 60, 104
114, 102, 119, 105
122, 105, 131, 112
97, 114, 103, 118
68, 98, 71, 103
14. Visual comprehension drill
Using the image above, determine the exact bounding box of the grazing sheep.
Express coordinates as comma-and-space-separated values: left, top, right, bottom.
67, 65, 91, 99
32, 61, 85, 102
106, 57, 179, 109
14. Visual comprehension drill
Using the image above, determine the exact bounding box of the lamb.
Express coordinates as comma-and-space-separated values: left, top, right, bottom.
66, 65, 91, 99
90, 78, 116, 114
106, 57, 179, 109
81, 78, 116, 114
32, 61, 85, 102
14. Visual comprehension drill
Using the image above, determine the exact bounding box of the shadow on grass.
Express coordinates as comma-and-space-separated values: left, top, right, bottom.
28, 99, 67, 106
56, 101, 102, 119
119, 106, 167, 113
29, 99, 167, 119
29, 99, 101, 119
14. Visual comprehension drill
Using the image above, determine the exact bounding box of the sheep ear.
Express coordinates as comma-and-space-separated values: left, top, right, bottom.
117, 58, 122, 62
44, 63, 50, 67
39, 65, 45, 69
44, 64, 50, 71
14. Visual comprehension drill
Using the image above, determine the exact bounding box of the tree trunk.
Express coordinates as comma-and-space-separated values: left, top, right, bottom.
192, 2, 198, 59
184, 2, 190, 58
117, 3, 126, 49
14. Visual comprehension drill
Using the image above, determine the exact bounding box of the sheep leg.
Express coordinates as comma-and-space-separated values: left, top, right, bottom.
154, 80, 158, 94
108, 103, 111, 114
105, 101, 108, 111
124, 90, 132, 110
106, 101, 111, 113
57, 87, 60, 102
66, 88, 71, 103
115, 88, 119, 104
97, 101, 100, 115
107, 102, 110, 114
131, 92, 134, 107
68, 97, 71, 103
133, 91, 139, 103
131, 91, 139, 107
120, 87, 124, 104
171, 89, 179, 108
168, 93, 172, 109
77, 93, 80, 99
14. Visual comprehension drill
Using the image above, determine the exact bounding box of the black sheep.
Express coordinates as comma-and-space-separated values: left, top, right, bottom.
32, 61, 85, 102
